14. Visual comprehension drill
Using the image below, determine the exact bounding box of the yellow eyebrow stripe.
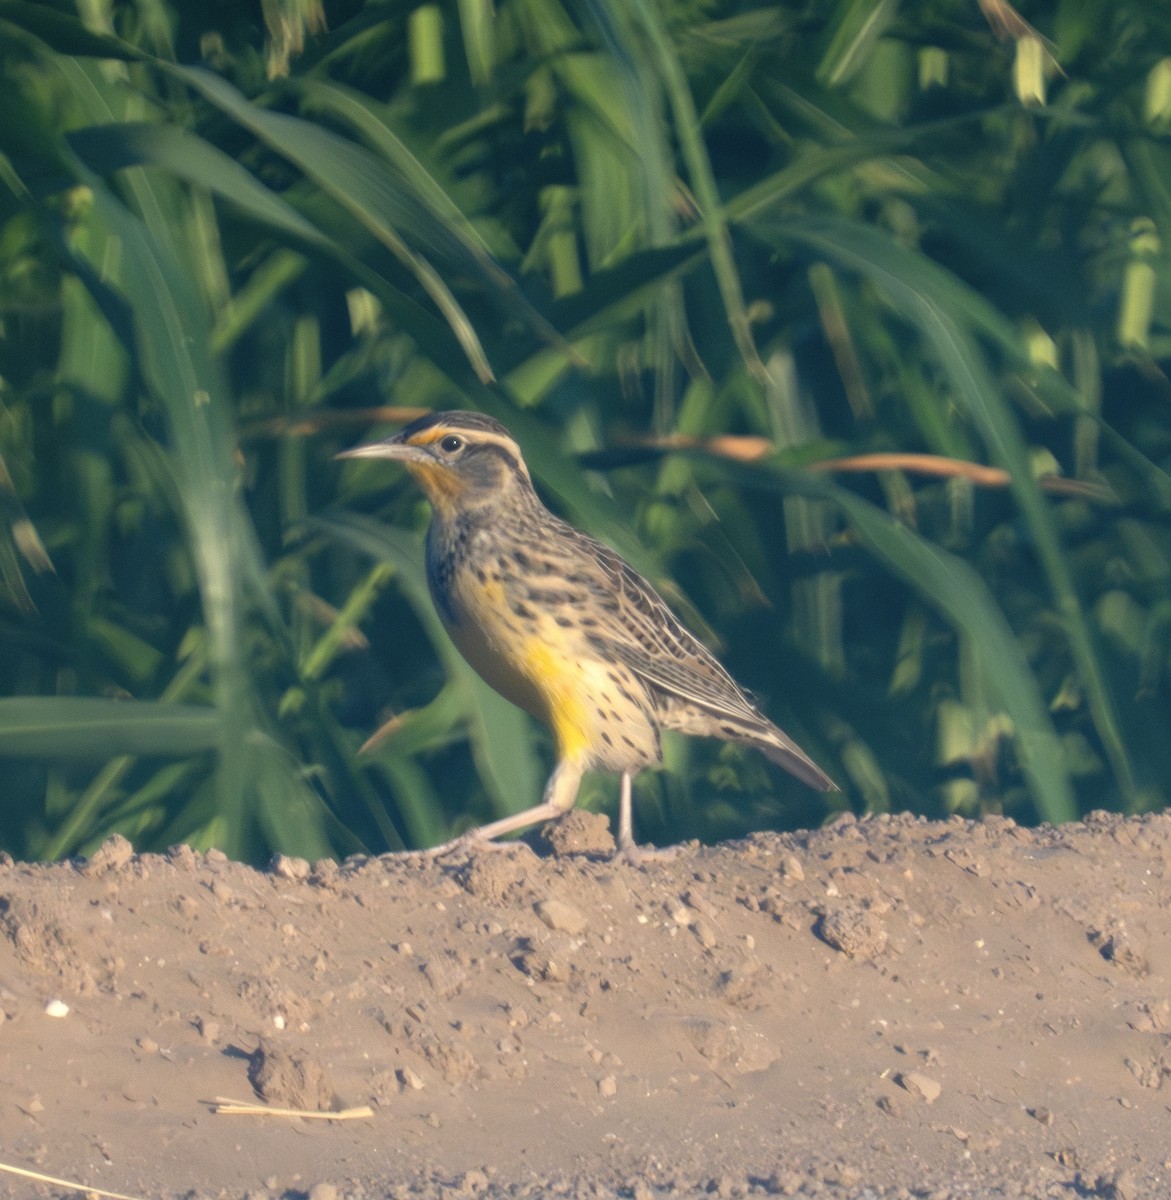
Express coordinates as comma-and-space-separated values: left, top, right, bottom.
406, 426, 459, 446
403, 426, 532, 484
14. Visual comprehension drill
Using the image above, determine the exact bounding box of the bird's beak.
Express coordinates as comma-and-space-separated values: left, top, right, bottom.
334, 439, 431, 466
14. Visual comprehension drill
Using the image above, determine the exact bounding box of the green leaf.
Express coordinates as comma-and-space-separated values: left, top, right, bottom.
67, 123, 327, 246
162, 65, 497, 384
739, 468, 1076, 824
751, 212, 1137, 807
0, 697, 219, 758
311, 511, 544, 824
0, 1, 136, 60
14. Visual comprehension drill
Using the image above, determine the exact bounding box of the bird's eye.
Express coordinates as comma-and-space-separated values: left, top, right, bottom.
439, 435, 464, 455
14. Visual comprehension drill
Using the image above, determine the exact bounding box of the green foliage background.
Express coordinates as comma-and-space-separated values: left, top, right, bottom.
1, 0, 1169, 862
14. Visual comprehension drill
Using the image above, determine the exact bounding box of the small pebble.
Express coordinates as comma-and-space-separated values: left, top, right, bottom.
534, 898, 587, 935
683, 889, 718, 919
168, 843, 199, 868
271, 854, 311, 880
44, 999, 69, 1018
81, 834, 135, 876
896, 1071, 942, 1103
691, 919, 718, 949
764, 1168, 803, 1195
459, 1168, 489, 1195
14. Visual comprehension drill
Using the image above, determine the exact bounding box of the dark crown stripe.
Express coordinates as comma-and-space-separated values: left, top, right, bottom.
401, 411, 532, 486
399, 409, 512, 440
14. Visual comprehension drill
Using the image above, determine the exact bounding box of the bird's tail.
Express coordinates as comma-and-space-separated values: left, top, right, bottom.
657, 702, 837, 792
753, 728, 838, 792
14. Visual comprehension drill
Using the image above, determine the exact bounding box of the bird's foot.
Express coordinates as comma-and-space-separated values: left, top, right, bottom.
416, 830, 534, 861
613, 841, 680, 867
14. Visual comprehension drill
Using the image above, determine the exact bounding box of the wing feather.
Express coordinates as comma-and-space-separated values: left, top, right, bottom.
519, 514, 837, 792
564, 528, 772, 724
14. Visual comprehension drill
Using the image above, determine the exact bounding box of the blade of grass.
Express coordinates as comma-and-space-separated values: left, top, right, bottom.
66, 123, 326, 245
752, 212, 1137, 806
616, 0, 766, 382
312, 510, 543, 820
293, 78, 582, 365
54, 58, 266, 856
64, 119, 482, 380
815, 0, 899, 87
163, 65, 495, 384
0, 697, 219, 758
38, 642, 211, 860
725, 465, 1077, 823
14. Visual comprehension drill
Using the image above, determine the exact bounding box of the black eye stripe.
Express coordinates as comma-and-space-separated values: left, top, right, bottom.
425, 431, 528, 482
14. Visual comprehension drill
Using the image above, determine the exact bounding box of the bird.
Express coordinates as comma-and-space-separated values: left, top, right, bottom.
337, 410, 837, 860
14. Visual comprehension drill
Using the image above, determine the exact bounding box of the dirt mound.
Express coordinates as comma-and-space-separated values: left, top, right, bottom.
1, 810, 1169, 1199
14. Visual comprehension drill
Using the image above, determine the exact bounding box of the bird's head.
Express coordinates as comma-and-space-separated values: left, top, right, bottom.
336, 410, 534, 518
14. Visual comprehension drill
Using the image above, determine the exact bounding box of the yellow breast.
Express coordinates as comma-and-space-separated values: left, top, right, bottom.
439, 573, 592, 760
427, 522, 661, 771
516, 639, 596, 763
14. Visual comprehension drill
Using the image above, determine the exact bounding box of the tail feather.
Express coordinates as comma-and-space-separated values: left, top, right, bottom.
659, 702, 837, 792
755, 731, 838, 792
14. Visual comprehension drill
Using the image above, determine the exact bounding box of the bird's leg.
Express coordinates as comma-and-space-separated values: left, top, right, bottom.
421, 759, 584, 857
613, 770, 678, 865
617, 770, 634, 852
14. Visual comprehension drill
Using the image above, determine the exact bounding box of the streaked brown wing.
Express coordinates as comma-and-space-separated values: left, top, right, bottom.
564, 529, 771, 726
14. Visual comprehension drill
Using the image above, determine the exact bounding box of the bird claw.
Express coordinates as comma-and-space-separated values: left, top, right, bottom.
416, 831, 534, 861
613, 841, 680, 867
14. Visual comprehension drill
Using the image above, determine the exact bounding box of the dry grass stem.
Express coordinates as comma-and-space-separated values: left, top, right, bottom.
241, 405, 432, 440
813, 452, 1118, 501
0, 1160, 148, 1200
212, 1096, 375, 1119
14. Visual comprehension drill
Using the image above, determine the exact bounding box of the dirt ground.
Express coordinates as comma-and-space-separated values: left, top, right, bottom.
1, 808, 1170, 1200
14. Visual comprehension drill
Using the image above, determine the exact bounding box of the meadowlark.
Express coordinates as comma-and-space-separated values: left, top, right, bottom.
338, 410, 836, 859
